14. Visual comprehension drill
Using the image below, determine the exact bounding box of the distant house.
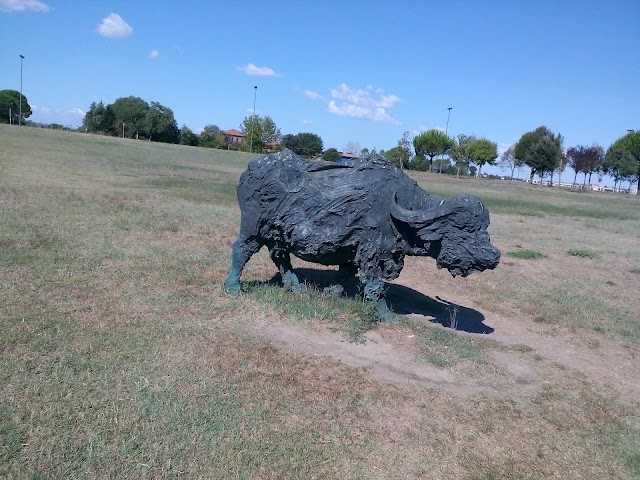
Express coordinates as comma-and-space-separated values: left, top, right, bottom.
224, 129, 245, 144
265, 141, 280, 153
339, 151, 360, 163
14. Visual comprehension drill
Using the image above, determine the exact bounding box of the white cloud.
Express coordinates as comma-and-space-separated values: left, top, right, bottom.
149, 49, 159, 59
324, 83, 401, 124
236, 63, 278, 77
302, 119, 313, 124
498, 142, 511, 157
330, 83, 400, 110
0, 0, 50, 12
303, 89, 324, 101
413, 125, 447, 136
29, 105, 85, 127
328, 101, 399, 124
97, 13, 133, 38
32, 105, 50, 114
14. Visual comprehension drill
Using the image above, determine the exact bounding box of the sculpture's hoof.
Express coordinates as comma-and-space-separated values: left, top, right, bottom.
282, 271, 305, 292
224, 281, 241, 297
323, 284, 344, 298
376, 299, 395, 324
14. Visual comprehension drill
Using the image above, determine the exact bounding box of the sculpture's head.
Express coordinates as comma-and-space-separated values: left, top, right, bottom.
391, 194, 501, 277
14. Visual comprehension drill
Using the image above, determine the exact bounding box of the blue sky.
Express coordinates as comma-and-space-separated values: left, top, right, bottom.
1, 0, 638, 182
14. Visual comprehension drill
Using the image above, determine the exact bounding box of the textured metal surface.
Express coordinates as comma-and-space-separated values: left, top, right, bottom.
224, 150, 500, 316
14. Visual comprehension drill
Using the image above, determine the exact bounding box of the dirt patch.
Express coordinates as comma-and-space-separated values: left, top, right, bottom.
245, 257, 640, 409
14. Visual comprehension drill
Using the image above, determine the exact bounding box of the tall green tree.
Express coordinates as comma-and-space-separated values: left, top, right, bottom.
413, 129, 454, 172
199, 125, 226, 149
606, 131, 640, 193
110, 96, 149, 138
282, 132, 323, 157
0, 89, 32, 124
603, 144, 638, 191
179, 125, 199, 146
241, 115, 282, 153
142, 102, 179, 143
82, 101, 115, 134
468, 138, 498, 176
385, 146, 404, 166
389, 131, 412, 170
322, 148, 341, 162
515, 126, 563, 184
448, 134, 476, 177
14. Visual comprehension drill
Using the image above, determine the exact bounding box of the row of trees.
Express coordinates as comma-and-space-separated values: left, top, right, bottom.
351, 130, 499, 177
83, 96, 180, 143
497, 126, 639, 191
83, 96, 288, 155
357, 126, 638, 191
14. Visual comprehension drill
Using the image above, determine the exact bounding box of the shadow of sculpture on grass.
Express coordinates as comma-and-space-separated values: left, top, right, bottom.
258, 267, 494, 335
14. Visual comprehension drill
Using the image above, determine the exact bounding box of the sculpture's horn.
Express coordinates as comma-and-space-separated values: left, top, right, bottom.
389, 194, 449, 226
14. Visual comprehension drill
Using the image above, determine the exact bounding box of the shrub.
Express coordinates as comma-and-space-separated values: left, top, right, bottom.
507, 249, 544, 260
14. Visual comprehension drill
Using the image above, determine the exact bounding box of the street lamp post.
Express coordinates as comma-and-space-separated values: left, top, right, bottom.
122, 122, 126, 138
439, 107, 453, 174
19, 55, 24, 126
249, 86, 257, 153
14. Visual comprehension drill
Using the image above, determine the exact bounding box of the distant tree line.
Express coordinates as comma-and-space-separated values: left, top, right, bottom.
348, 126, 638, 193
9, 90, 640, 190
82, 96, 326, 157
82, 96, 180, 143
509, 126, 639, 192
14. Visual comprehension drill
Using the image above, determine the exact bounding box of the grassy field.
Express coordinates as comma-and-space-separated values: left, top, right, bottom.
1, 125, 639, 479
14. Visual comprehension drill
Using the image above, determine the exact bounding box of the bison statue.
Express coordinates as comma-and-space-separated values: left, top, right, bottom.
224, 149, 500, 320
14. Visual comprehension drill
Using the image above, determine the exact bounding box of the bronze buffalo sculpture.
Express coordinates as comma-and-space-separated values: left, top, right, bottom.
224, 149, 500, 320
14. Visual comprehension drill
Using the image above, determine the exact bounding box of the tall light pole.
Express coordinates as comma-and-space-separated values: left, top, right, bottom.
438, 107, 453, 174
19, 55, 25, 126
249, 85, 257, 153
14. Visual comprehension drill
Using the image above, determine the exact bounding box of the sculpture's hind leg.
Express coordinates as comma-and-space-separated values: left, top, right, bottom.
270, 248, 305, 292
359, 269, 394, 323
224, 236, 262, 296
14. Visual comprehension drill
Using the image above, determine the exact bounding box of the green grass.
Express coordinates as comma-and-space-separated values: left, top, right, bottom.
245, 282, 382, 344
420, 176, 640, 222
507, 249, 545, 259
2, 125, 640, 479
245, 282, 492, 367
